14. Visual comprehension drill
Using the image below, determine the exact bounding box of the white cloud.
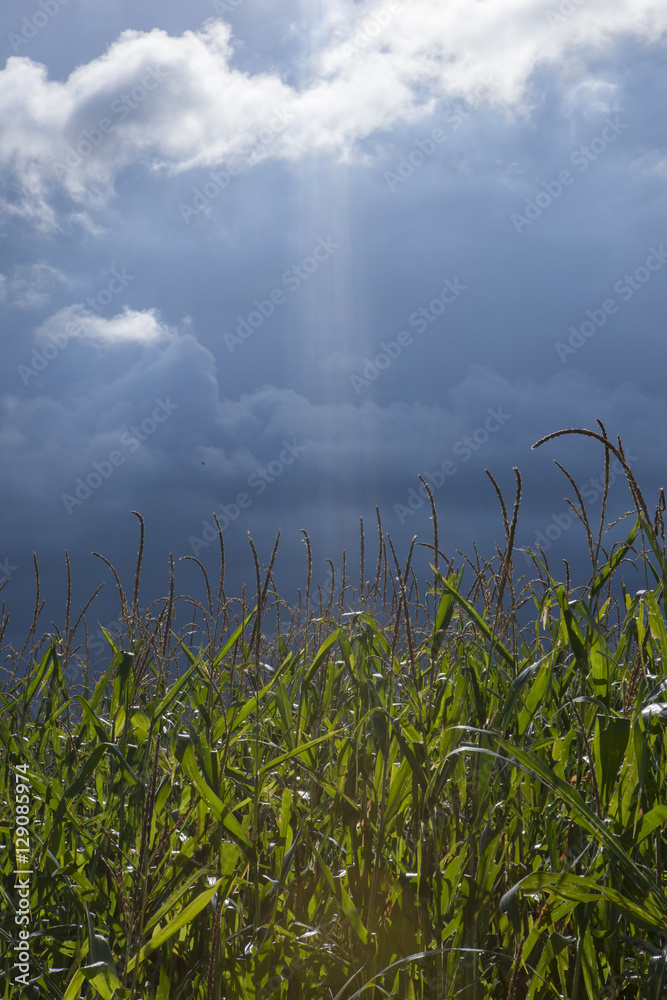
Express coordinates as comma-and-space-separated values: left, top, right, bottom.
0, 0, 665, 224
35, 304, 174, 347
0, 262, 66, 308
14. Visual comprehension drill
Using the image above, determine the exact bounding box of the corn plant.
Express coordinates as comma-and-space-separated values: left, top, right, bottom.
1, 422, 666, 999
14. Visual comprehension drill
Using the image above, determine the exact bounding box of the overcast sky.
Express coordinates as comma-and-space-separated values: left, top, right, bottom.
1, 0, 666, 662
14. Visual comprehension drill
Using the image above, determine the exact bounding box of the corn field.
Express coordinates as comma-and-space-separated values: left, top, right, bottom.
1, 424, 667, 999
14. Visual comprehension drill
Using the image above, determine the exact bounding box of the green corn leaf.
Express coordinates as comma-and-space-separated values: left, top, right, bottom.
518, 871, 667, 934
449, 729, 663, 908
593, 714, 630, 806
125, 877, 225, 972
302, 629, 343, 687
589, 518, 640, 600
179, 742, 252, 849
432, 566, 515, 670
61, 970, 86, 1000
210, 608, 256, 669
311, 842, 368, 945
589, 631, 612, 707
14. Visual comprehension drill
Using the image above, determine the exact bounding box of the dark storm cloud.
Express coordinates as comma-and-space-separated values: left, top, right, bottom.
1, 1, 666, 664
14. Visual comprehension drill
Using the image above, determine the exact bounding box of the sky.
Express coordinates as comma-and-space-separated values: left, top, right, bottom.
1, 0, 666, 664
